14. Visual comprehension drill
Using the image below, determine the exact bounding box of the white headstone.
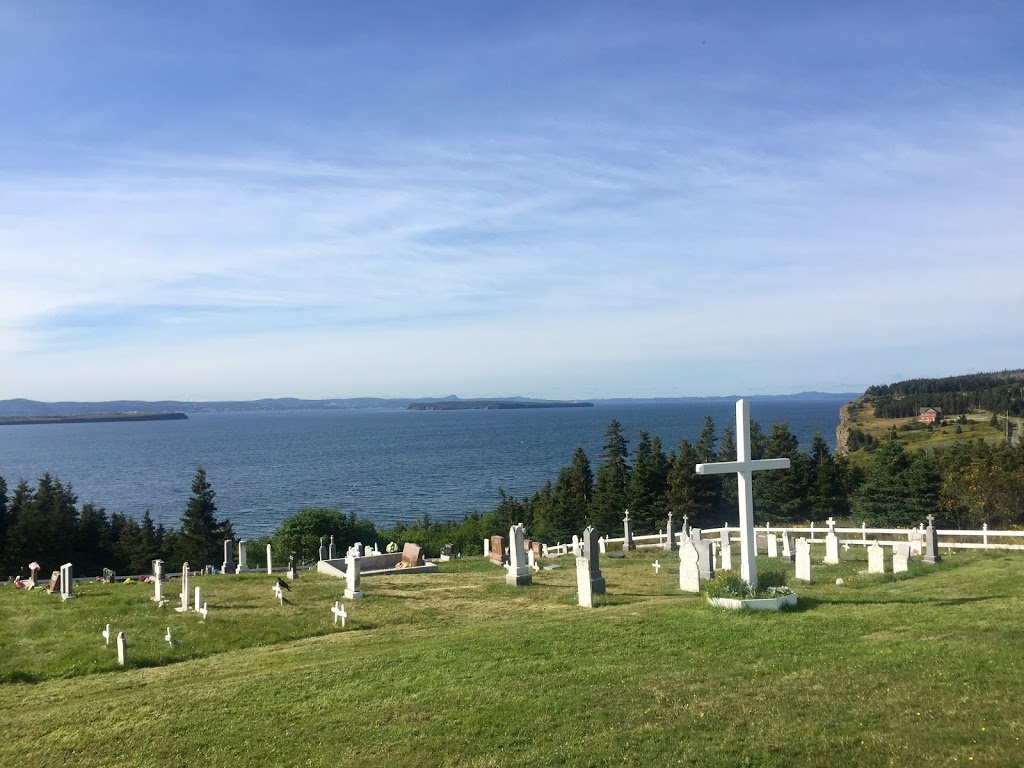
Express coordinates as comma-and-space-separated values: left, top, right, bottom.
867, 541, 886, 574
506, 523, 532, 587
795, 537, 812, 582
116, 632, 128, 667
893, 542, 910, 573
331, 601, 348, 626
766, 534, 779, 559
908, 530, 924, 556
598, 536, 607, 555
695, 399, 791, 591
266, 544, 273, 574
199, 602, 209, 620
222, 539, 235, 574
652, 560, 661, 574
235, 539, 248, 573
571, 535, 581, 557
483, 538, 491, 557
101, 624, 111, 645
575, 556, 593, 608
824, 531, 841, 565
328, 535, 337, 560
194, 586, 203, 612
781, 531, 794, 561
720, 543, 733, 571
60, 562, 76, 600
678, 538, 701, 593
344, 551, 364, 599
175, 563, 191, 613
152, 559, 165, 603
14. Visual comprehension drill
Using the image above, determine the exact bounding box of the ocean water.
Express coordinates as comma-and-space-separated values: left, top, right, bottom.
0, 399, 848, 537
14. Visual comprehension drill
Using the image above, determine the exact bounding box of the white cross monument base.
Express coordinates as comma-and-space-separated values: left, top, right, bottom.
695, 399, 790, 592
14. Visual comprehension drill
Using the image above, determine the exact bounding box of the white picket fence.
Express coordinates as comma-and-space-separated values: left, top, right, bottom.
540, 522, 1024, 556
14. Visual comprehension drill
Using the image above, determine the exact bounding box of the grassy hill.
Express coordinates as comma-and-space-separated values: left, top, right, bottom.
2, 550, 1023, 766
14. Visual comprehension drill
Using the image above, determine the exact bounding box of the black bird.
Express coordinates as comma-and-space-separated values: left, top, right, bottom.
275, 577, 292, 592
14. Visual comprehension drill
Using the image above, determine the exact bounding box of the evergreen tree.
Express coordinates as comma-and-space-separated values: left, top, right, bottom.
492, 487, 530, 536
590, 419, 631, 534
525, 481, 555, 541
753, 422, 809, 524
542, 448, 593, 542
173, 467, 233, 567
4, 475, 79, 574
74, 502, 113, 577
853, 441, 913, 526
664, 439, 715, 524
807, 433, 850, 519
628, 430, 665, 532
715, 426, 737, 518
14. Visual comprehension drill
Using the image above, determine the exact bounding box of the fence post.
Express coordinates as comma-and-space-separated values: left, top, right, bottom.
983, 522, 989, 549
862, 522, 867, 546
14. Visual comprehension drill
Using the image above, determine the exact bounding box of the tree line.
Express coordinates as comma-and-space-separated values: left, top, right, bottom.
5, 416, 1024, 576
867, 369, 1024, 418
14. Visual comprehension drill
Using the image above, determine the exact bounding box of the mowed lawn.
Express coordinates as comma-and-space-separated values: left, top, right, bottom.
1, 547, 1022, 767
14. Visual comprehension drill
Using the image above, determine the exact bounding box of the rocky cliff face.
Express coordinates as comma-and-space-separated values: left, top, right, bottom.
835, 400, 857, 456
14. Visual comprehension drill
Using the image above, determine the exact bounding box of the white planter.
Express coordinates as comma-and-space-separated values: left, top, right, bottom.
707, 592, 797, 611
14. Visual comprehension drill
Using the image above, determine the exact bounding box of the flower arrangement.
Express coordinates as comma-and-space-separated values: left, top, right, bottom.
703, 570, 793, 600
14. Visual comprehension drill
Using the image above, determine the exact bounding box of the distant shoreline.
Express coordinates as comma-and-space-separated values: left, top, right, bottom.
0, 412, 188, 426
408, 400, 594, 411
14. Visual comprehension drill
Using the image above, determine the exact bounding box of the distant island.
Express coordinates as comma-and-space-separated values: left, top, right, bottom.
408, 400, 594, 411
0, 412, 188, 426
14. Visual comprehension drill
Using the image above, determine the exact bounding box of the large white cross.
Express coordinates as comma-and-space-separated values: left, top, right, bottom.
695, 399, 790, 590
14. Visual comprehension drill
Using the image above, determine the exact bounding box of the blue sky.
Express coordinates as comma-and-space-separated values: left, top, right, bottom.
1, 2, 1022, 400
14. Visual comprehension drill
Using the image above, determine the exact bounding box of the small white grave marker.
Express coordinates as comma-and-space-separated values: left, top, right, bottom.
867, 541, 886, 574
652, 560, 661, 574
273, 582, 285, 605
165, 627, 179, 648
795, 537, 812, 582
101, 624, 111, 645
331, 601, 348, 627
116, 632, 128, 667
199, 602, 209, 620
194, 586, 203, 613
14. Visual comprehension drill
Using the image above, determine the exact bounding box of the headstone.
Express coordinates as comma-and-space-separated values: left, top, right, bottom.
867, 541, 886, 574
695, 399, 792, 590
781, 531, 794, 562
204, 565, 215, 575
116, 632, 128, 667
598, 537, 607, 555
199, 602, 209, 620
25, 561, 40, 589
400, 543, 423, 567
152, 560, 164, 603
652, 560, 661, 574
505, 524, 532, 587
689, 527, 702, 545
102, 567, 116, 583
720, 543, 733, 571
678, 538, 701, 593
664, 512, 677, 551
318, 537, 328, 562
46, 570, 60, 593
364, 544, 373, 557
101, 624, 111, 645
795, 537, 812, 582
766, 534, 779, 559
893, 542, 910, 573
575, 556, 593, 608
328, 535, 337, 560
581, 526, 605, 594
222, 539, 235, 574
489, 535, 507, 565
194, 586, 203, 612
571, 534, 581, 557
696, 540, 715, 581
440, 543, 454, 562
60, 562, 76, 600
235, 539, 248, 573
344, 551, 363, 599
266, 544, 273, 574
483, 538, 491, 558
176, 563, 191, 612
908, 530, 925, 557
531, 541, 542, 558
923, 515, 941, 564
287, 552, 298, 580
623, 510, 635, 551
526, 548, 535, 569
719, 527, 730, 553
331, 601, 347, 626
824, 530, 841, 565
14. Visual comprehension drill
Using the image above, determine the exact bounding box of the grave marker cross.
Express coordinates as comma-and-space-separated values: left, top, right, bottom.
695, 399, 790, 591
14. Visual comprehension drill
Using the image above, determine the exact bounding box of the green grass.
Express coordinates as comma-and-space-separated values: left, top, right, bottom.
1, 548, 1023, 767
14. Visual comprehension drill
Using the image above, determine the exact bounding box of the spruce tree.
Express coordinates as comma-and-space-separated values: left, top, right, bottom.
590, 419, 631, 535
628, 430, 666, 532
174, 467, 233, 567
